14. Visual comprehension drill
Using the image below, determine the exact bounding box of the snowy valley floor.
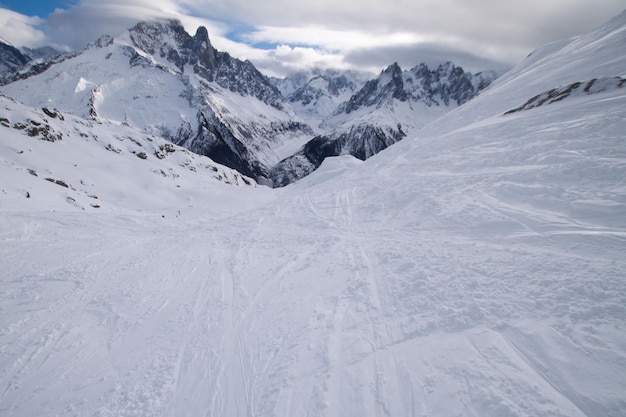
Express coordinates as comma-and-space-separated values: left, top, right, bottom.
2, 149, 625, 417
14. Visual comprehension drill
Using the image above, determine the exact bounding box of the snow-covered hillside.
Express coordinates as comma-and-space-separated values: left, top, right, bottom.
0, 93, 260, 214
1, 9, 626, 417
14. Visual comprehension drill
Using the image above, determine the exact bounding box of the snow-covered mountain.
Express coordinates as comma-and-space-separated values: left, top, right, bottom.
271, 61, 499, 186
0, 39, 67, 84
1, 21, 499, 187
1, 9, 625, 417
0, 40, 30, 74
271, 68, 370, 125
19, 45, 62, 61
1, 20, 313, 185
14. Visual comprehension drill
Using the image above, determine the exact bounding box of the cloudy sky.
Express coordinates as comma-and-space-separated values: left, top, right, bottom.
0, 0, 624, 77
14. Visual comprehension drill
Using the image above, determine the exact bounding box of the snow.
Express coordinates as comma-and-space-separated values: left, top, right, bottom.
0, 94, 260, 214
2, 11, 626, 417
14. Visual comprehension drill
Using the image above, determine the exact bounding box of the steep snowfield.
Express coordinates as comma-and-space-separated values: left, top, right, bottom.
1, 11, 626, 417
423, 9, 626, 135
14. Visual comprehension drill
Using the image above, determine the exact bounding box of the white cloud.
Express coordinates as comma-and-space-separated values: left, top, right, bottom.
42, 1, 186, 50
180, 0, 625, 72
0, 0, 624, 77
251, 45, 353, 78
241, 26, 431, 52
0, 8, 46, 47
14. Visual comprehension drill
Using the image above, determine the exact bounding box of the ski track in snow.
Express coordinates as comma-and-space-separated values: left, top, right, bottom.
2, 120, 626, 416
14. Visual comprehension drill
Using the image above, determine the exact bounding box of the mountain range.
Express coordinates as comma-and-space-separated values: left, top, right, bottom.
0, 19, 498, 187
1, 9, 625, 417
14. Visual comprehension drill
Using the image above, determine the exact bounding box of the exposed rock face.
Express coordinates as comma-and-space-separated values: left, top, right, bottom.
504, 77, 625, 114
0, 40, 68, 85
128, 20, 284, 109
271, 124, 406, 187
0, 41, 30, 74
337, 61, 496, 115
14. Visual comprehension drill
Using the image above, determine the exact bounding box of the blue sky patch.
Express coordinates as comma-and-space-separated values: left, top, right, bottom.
0, 0, 75, 17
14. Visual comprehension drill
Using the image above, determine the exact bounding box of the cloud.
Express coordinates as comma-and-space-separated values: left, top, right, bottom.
344, 43, 512, 74
0, 8, 46, 47
42, 1, 188, 50
244, 45, 351, 78
181, 0, 624, 75
181, 0, 624, 46
241, 26, 430, 52
0, 0, 624, 77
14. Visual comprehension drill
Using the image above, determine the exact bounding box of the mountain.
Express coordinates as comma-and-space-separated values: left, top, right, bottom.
0, 21, 498, 188
271, 61, 499, 186
0, 39, 30, 74
1, 20, 313, 185
0, 39, 67, 83
271, 68, 370, 125
20, 45, 63, 60
1, 9, 625, 417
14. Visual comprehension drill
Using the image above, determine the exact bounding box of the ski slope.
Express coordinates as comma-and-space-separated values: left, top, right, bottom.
1, 10, 626, 417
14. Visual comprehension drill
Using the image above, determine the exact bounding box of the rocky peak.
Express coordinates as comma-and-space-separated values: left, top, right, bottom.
92, 35, 114, 48
338, 63, 408, 114
188, 26, 217, 76
127, 20, 284, 109
288, 72, 360, 105
336, 61, 498, 115
382, 62, 403, 78
129, 20, 217, 75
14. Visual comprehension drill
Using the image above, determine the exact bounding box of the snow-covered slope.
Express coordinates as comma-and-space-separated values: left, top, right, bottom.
420, 9, 626, 136
0, 93, 259, 213
0, 20, 313, 185
1, 10, 626, 417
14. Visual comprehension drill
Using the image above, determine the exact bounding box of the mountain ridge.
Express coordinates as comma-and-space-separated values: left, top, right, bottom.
0, 20, 314, 185
1, 20, 497, 187
271, 60, 498, 186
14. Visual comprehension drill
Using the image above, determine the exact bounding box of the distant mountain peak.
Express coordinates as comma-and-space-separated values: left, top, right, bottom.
382, 62, 403, 77
0, 40, 31, 74
271, 60, 500, 186
334, 61, 495, 116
